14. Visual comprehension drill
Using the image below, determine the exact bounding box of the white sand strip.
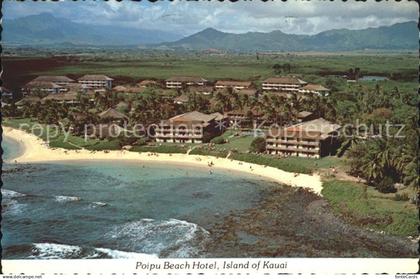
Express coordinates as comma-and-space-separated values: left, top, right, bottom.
3, 127, 323, 195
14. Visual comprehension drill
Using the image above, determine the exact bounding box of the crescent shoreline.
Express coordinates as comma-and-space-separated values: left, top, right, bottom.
3, 127, 323, 195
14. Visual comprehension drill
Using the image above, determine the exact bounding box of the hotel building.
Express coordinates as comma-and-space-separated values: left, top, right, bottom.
78, 75, 114, 90
155, 111, 226, 143
266, 118, 341, 158
165, 76, 207, 89
262, 77, 307, 92
23, 76, 74, 94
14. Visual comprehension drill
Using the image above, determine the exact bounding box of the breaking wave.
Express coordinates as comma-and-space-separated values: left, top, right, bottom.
107, 218, 210, 257
54, 195, 81, 202
90, 201, 108, 208
2, 189, 26, 199
5, 243, 157, 259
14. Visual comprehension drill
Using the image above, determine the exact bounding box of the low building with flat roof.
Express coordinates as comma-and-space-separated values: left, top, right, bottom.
155, 111, 226, 143
266, 118, 341, 158
165, 76, 207, 89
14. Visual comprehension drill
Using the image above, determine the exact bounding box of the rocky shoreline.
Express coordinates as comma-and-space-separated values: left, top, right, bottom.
205, 186, 416, 257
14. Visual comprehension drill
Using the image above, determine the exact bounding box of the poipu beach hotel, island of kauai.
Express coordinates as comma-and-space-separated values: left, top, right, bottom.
9, 72, 342, 158
1, 45, 418, 261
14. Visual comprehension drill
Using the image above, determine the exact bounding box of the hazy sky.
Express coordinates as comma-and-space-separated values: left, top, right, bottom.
4, 0, 418, 36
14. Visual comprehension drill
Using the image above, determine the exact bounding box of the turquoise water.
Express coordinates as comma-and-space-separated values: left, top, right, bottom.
2, 136, 24, 161
2, 139, 277, 259
359, 75, 388, 81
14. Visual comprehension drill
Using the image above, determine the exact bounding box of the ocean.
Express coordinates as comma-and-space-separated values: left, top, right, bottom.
1, 137, 277, 259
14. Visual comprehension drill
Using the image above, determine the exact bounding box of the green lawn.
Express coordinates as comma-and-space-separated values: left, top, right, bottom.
322, 179, 418, 237
215, 131, 254, 153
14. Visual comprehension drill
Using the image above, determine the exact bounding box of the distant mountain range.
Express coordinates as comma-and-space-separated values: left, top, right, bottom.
159, 21, 418, 51
2, 13, 418, 51
2, 13, 183, 46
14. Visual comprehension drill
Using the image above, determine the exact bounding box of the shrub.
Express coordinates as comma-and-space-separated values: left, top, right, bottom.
249, 137, 266, 153
210, 136, 226, 144
376, 176, 397, 193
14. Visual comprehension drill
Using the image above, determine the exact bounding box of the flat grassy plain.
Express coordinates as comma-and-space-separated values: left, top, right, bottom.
36, 54, 418, 81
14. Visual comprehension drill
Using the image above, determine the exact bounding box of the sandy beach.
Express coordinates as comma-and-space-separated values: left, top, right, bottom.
3, 127, 323, 195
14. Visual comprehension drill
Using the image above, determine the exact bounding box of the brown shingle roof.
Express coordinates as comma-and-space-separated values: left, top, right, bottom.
174, 94, 189, 103
166, 111, 222, 127
269, 118, 340, 140
15, 96, 42, 106
297, 111, 313, 118
32, 76, 74, 83
25, 81, 62, 89
113, 85, 146, 94
263, 77, 307, 85
98, 108, 128, 120
301, 84, 330, 91
78, 75, 113, 81
215, 80, 252, 87
113, 85, 128, 92
138, 80, 158, 87
235, 88, 257, 96
42, 93, 79, 102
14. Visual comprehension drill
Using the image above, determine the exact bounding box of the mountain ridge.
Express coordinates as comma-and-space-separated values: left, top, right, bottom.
160, 21, 418, 51
3, 13, 417, 51
2, 13, 183, 45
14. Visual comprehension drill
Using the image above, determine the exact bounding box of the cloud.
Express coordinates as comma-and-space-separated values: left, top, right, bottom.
3, 0, 418, 35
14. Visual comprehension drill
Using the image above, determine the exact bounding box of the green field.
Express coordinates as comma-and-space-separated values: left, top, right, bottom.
29, 53, 417, 82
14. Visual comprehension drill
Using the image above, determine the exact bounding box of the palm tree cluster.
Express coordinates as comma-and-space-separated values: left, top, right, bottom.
337, 83, 418, 192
